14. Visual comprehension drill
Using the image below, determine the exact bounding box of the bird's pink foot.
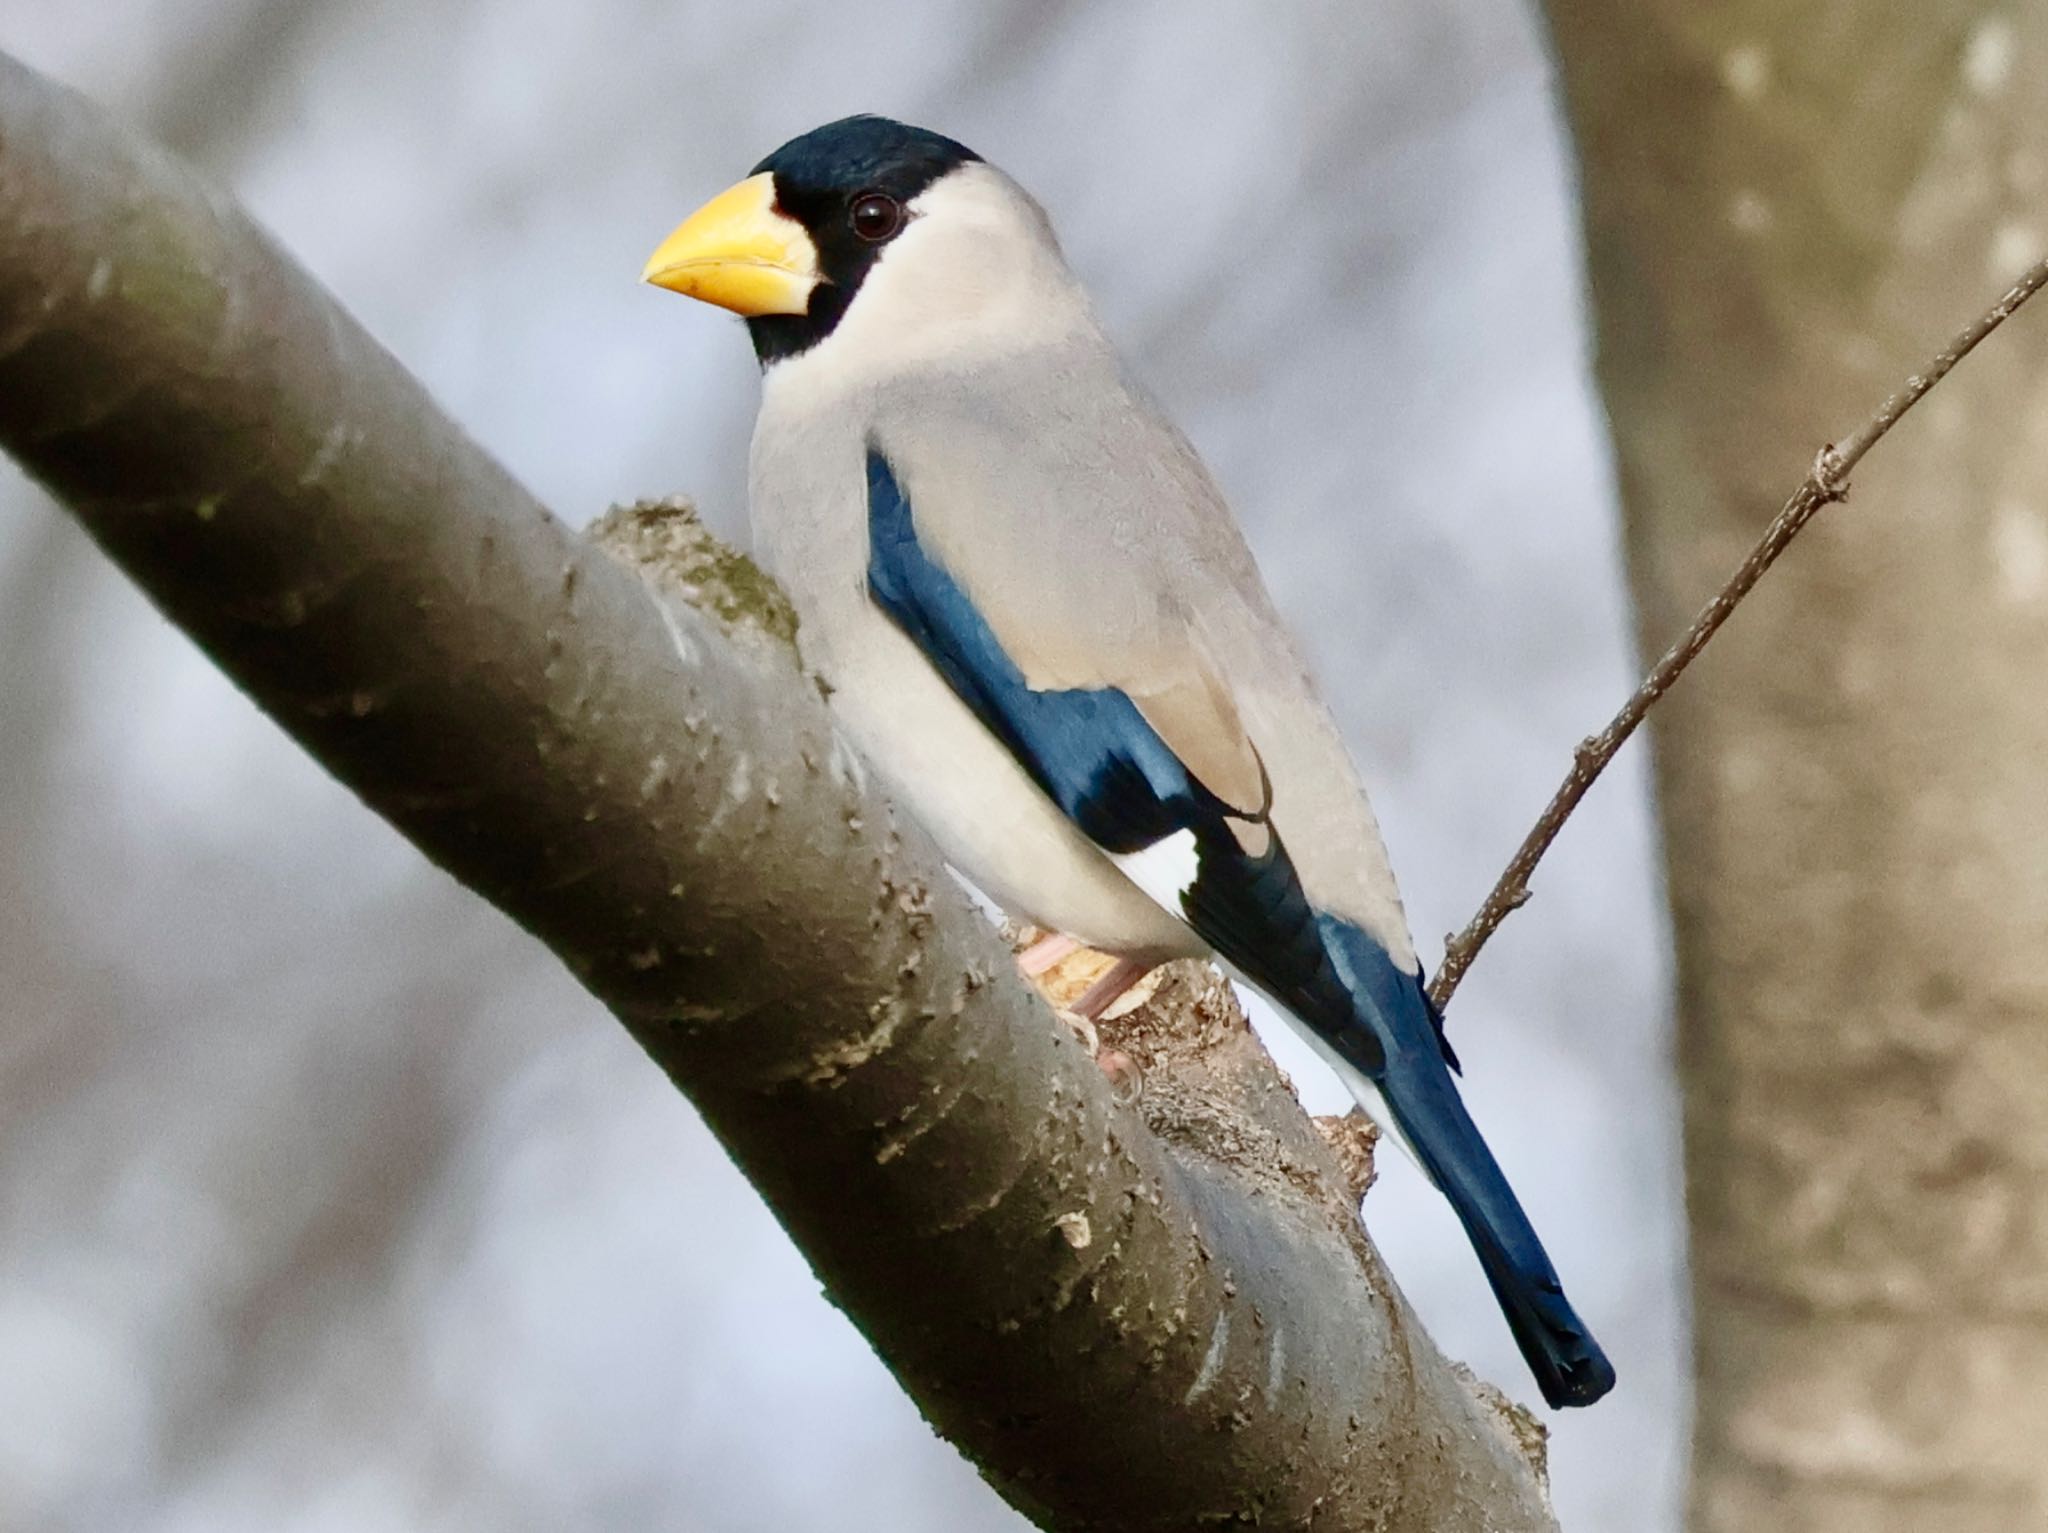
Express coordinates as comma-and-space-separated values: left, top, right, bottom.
1068, 956, 1152, 1022
1017, 930, 1081, 976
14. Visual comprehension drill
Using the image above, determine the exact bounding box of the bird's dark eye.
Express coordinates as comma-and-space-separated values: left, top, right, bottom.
850, 191, 902, 243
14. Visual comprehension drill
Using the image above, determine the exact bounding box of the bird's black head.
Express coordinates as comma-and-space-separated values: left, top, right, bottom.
746, 116, 982, 364
642, 116, 982, 367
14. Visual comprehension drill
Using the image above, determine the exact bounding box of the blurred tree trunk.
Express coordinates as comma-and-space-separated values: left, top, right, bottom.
1545, 4, 2048, 1530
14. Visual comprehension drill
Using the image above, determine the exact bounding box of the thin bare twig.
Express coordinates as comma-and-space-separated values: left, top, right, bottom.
1428, 254, 2048, 1011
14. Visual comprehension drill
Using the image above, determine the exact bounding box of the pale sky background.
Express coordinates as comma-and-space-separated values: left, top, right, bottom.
0, 3, 1683, 1529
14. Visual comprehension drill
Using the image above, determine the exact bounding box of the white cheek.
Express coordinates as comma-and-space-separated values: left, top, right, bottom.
765, 164, 1093, 397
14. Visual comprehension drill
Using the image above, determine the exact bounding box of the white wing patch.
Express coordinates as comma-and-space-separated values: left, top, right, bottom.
1112, 830, 1200, 918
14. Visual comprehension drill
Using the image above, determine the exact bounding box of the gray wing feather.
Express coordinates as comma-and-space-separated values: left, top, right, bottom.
869, 344, 1417, 966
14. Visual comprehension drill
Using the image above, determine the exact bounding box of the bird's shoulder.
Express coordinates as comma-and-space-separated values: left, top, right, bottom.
873, 349, 1269, 657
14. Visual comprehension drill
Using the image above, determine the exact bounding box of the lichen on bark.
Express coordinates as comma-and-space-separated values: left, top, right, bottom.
589, 497, 800, 655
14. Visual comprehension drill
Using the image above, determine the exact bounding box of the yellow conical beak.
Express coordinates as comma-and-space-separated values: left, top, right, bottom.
641, 172, 819, 316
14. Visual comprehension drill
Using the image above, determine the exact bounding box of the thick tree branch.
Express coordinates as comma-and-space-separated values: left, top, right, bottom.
0, 54, 1555, 1531
1429, 254, 2048, 1010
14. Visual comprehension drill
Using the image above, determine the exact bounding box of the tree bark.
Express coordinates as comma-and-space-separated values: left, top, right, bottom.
1544, 5, 2048, 1529
0, 52, 1556, 1532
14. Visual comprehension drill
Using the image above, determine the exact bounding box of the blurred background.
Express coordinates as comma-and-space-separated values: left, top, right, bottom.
0, 3, 1681, 1530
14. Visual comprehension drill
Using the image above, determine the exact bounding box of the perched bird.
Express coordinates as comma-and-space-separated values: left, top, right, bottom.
643, 115, 1614, 1409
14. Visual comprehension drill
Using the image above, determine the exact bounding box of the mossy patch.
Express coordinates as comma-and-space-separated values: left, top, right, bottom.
589, 497, 799, 656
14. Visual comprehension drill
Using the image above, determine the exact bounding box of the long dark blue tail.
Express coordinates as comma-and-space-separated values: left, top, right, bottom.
1318, 919, 1615, 1409
1159, 813, 1615, 1408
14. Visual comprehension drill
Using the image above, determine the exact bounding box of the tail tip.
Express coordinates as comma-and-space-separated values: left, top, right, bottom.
1537, 1346, 1616, 1409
